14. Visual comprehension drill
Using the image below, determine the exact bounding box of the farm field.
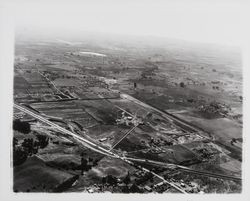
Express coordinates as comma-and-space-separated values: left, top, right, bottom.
13, 31, 242, 193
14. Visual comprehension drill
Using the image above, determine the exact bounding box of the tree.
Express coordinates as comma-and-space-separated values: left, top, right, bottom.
134, 82, 137, 89
80, 157, 88, 175
179, 82, 185, 88
93, 159, 98, 166
231, 138, 237, 146
123, 171, 131, 186
102, 177, 106, 186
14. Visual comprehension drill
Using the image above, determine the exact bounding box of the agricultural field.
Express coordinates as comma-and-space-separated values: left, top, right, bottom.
13, 32, 242, 194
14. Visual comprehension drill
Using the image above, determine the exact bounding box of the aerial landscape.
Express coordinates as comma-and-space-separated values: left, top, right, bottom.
12, 30, 242, 194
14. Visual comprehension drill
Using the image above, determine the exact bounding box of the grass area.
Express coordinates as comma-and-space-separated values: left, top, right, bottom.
95, 156, 136, 178
175, 112, 242, 141
14, 156, 73, 192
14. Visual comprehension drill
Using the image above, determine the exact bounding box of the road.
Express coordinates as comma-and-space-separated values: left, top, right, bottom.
120, 93, 212, 140
110, 124, 138, 150
176, 167, 241, 182
37, 69, 71, 99
114, 104, 135, 117
14, 103, 188, 194
117, 94, 243, 181
125, 157, 241, 182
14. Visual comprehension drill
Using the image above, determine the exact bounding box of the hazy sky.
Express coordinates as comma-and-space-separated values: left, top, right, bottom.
11, 0, 247, 46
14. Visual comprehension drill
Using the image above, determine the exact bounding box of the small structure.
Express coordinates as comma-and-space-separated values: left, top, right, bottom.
99, 137, 108, 142
87, 188, 94, 193
144, 185, 152, 192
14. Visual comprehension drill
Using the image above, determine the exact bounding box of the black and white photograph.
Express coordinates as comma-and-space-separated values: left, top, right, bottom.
0, 0, 250, 200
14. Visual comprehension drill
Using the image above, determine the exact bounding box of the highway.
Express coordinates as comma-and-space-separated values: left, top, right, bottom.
14, 104, 114, 158
14, 103, 188, 194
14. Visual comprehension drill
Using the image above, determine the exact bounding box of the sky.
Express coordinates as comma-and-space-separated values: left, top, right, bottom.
8, 0, 249, 46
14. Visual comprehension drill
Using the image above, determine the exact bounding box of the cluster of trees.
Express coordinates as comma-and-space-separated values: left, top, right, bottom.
123, 184, 142, 193
13, 144, 28, 166
212, 86, 220, 90
80, 155, 98, 175
198, 101, 231, 117
21, 138, 39, 156
135, 172, 154, 185
100, 172, 142, 193
101, 173, 143, 193
36, 134, 49, 149
149, 137, 173, 146
13, 134, 49, 166
101, 172, 132, 187
193, 146, 214, 160
13, 119, 31, 134
102, 175, 118, 186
